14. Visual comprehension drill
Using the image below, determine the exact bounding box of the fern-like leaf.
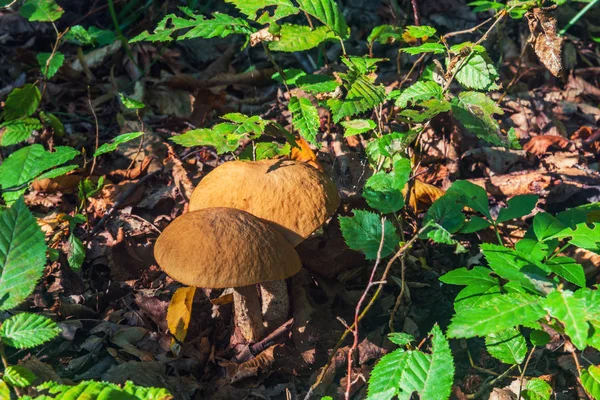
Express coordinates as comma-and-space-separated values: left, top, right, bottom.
296, 0, 349, 39
328, 76, 385, 122
367, 349, 409, 400
289, 96, 320, 146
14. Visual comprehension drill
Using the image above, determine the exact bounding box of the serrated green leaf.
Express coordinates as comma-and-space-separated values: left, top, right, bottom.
398, 325, 453, 400
404, 25, 437, 39
367, 349, 409, 400
496, 195, 538, 223
342, 57, 384, 74
94, 132, 144, 157
556, 203, 600, 228
65, 25, 115, 46
119, 93, 145, 109
296, 0, 349, 39
454, 282, 502, 311
532, 212, 566, 241
67, 234, 85, 271
296, 74, 340, 93
328, 76, 385, 123
171, 128, 239, 154
424, 193, 465, 234
439, 266, 497, 287
388, 332, 414, 346
341, 119, 376, 137
398, 99, 451, 123
543, 290, 588, 350
20, 0, 63, 22
32, 380, 173, 400
545, 257, 585, 287
485, 328, 527, 364
0, 313, 60, 349
0, 145, 80, 203
36, 165, 78, 181
363, 171, 405, 214
4, 84, 41, 121
224, 0, 298, 22
39, 112, 64, 137
239, 142, 291, 160
0, 199, 47, 310
4, 365, 37, 388
447, 293, 546, 338
454, 52, 499, 91
339, 210, 399, 260
130, 11, 254, 43
289, 96, 320, 146
270, 25, 335, 52
0, 381, 10, 399
0, 118, 42, 146
581, 365, 600, 400
460, 216, 492, 233
446, 180, 491, 219
522, 378, 552, 400
395, 81, 443, 109
368, 25, 402, 45
402, 43, 446, 55
36, 52, 65, 79
550, 223, 600, 254
452, 92, 504, 146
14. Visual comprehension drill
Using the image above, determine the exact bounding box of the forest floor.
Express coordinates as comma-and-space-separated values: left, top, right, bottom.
1, 0, 600, 399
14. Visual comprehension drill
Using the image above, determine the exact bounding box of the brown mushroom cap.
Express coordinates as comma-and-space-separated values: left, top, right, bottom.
189, 159, 340, 246
154, 207, 302, 288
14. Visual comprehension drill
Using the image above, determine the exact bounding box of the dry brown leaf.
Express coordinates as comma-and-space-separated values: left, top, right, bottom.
405, 180, 446, 213
250, 27, 279, 46
224, 344, 279, 383
32, 174, 84, 193
290, 136, 323, 171
167, 286, 196, 343
523, 135, 569, 155
165, 143, 194, 201
526, 6, 563, 77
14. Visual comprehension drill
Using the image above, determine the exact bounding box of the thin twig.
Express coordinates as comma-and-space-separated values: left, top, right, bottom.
87, 87, 100, 177
517, 347, 537, 399
411, 0, 420, 26
345, 217, 387, 400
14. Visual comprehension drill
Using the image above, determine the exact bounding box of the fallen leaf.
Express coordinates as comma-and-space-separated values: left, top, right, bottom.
523, 135, 569, 155
526, 6, 563, 77
223, 345, 279, 383
290, 136, 323, 171
167, 286, 196, 343
405, 179, 446, 213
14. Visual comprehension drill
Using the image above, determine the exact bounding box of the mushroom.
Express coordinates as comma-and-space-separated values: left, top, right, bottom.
188, 159, 340, 329
154, 207, 302, 342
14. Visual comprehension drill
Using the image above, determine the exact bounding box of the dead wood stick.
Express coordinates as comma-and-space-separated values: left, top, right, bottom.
235, 318, 294, 363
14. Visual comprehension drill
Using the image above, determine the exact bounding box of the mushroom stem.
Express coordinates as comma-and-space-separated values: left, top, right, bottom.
233, 285, 265, 342
260, 280, 290, 330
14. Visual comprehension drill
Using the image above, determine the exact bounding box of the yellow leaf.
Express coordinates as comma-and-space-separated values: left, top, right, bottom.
290, 136, 323, 172
167, 286, 196, 343
405, 180, 445, 213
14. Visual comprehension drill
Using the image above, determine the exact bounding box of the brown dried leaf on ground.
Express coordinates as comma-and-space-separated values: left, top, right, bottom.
406, 180, 446, 212
523, 135, 570, 155
526, 6, 563, 77
164, 143, 195, 201
223, 345, 279, 383
469, 170, 552, 197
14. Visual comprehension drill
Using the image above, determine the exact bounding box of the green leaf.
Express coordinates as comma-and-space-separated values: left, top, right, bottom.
439, 266, 497, 287
398, 99, 451, 123
36, 165, 78, 181
0, 145, 79, 203
171, 128, 239, 154
0, 118, 42, 146
485, 328, 527, 364
395, 81, 443, 109
39, 112, 65, 137
447, 293, 546, 338
67, 234, 85, 271
3, 84, 41, 121
402, 43, 446, 55
557, 203, 600, 228
94, 132, 144, 157
130, 10, 254, 43
0, 381, 9, 399
289, 96, 320, 146
496, 195, 538, 223
363, 171, 405, 214
0, 313, 60, 349
424, 193, 465, 233
454, 52, 499, 91
341, 119, 376, 137
454, 283, 502, 311
460, 216, 492, 233
522, 378, 552, 400
550, 223, 600, 254
36, 52, 65, 79
529, 329, 551, 346
446, 180, 490, 218
451, 91, 505, 146
328, 76, 385, 123
425, 224, 466, 254
388, 332, 414, 346
65, 25, 115, 46
533, 212, 566, 241
367, 349, 409, 400
0, 199, 47, 310
224, 0, 298, 22
398, 325, 454, 400
404, 25, 437, 39
20, 0, 63, 22
296, 74, 340, 93
239, 142, 291, 160
545, 257, 585, 287
543, 290, 589, 350
342, 56, 384, 74
368, 25, 402, 45
119, 93, 145, 109
339, 210, 399, 260
296, 0, 349, 39
581, 365, 600, 400
4, 365, 37, 388
33, 380, 173, 400
270, 25, 335, 52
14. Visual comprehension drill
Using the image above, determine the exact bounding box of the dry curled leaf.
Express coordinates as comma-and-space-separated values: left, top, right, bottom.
290, 136, 323, 171
405, 179, 446, 213
523, 135, 569, 155
223, 345, 279, 383
526, 6, 563, 77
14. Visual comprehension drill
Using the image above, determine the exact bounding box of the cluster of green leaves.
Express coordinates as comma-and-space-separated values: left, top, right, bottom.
12, 380, 172, 400
366, 325, 454, 400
